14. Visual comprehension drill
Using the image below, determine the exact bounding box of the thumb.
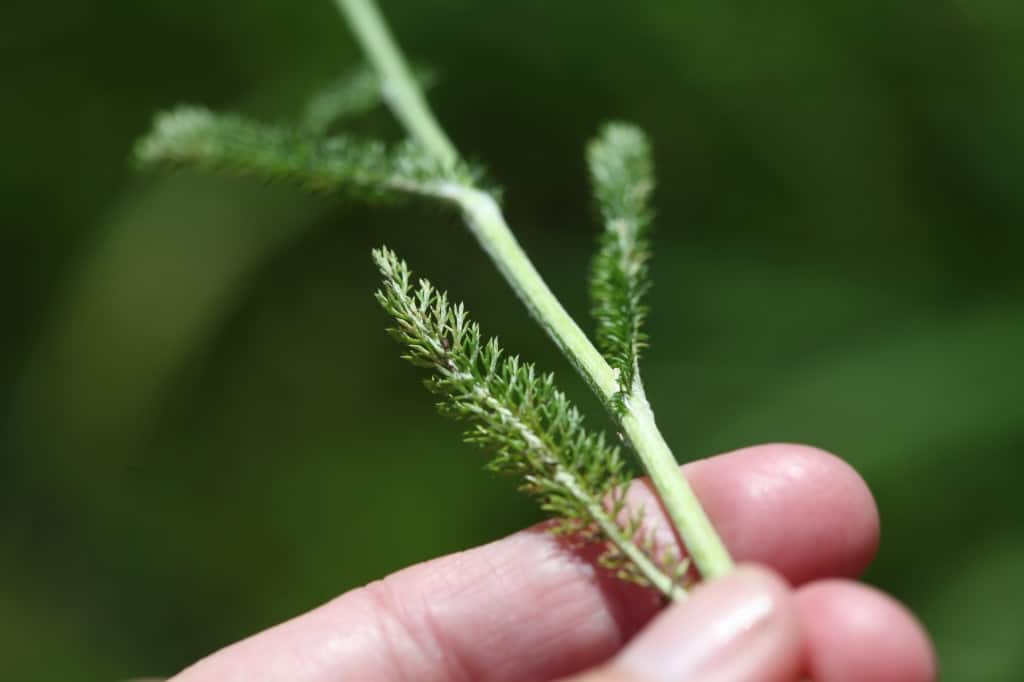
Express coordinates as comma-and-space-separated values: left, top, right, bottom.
565, 566, 802, 682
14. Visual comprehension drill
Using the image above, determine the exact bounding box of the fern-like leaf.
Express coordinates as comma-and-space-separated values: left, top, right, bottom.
135, 106, 481, 202
373, 246, 688, 599
587, 122, 655, 401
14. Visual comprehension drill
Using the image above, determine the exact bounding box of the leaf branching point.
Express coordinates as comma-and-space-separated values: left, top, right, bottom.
588, 123, 655, 401
373, 247, 689, 600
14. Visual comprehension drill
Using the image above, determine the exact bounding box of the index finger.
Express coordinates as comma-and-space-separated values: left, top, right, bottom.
173, 443, 879, 682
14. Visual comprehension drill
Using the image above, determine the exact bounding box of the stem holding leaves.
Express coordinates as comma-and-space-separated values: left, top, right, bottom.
334, 0, 734, 580
135, 0, 734, 596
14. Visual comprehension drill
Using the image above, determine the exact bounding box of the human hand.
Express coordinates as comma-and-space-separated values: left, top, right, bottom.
169, 444, 936, 681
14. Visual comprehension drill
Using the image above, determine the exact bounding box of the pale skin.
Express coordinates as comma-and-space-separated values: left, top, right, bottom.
168, 444, 937, 682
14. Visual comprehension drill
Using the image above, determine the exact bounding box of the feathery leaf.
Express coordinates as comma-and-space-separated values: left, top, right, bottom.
587, 122, 655, 402
135, 105, 482, 202
373, 246, 688, 599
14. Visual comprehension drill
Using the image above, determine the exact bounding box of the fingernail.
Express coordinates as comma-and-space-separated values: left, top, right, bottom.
615, 567, 793, 682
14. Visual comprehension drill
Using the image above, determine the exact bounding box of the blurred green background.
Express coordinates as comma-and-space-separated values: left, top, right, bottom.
4, 1, 1023, 679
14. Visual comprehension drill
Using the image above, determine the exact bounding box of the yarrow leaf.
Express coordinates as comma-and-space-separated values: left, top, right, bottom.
134, 105, 482, 203
373, 246, 688, 599
587, 122, 655, 403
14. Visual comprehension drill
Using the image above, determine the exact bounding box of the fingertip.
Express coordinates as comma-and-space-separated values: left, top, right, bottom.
687, 443, 880, 583
610, 565, 802, 682
796, 580, 938, 682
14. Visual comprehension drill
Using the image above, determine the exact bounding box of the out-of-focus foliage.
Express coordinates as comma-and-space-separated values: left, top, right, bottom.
3, 0, 1022, 678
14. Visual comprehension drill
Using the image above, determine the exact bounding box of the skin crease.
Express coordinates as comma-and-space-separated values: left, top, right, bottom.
170, 444, 936, 682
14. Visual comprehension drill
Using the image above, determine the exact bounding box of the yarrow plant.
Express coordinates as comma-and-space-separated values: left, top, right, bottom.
136, 0, 734, 601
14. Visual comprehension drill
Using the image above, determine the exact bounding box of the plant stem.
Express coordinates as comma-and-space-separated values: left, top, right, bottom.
334, 0, 457, 168
445, 187, 733, 580
622, 378, 734, 579
438, 186, 618, 406
335, 0, 733, 580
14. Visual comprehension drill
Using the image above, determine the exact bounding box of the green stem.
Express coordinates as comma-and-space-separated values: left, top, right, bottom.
622, 378, 734, 578
334, 0, 457, 168
335, 0, 733, 580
